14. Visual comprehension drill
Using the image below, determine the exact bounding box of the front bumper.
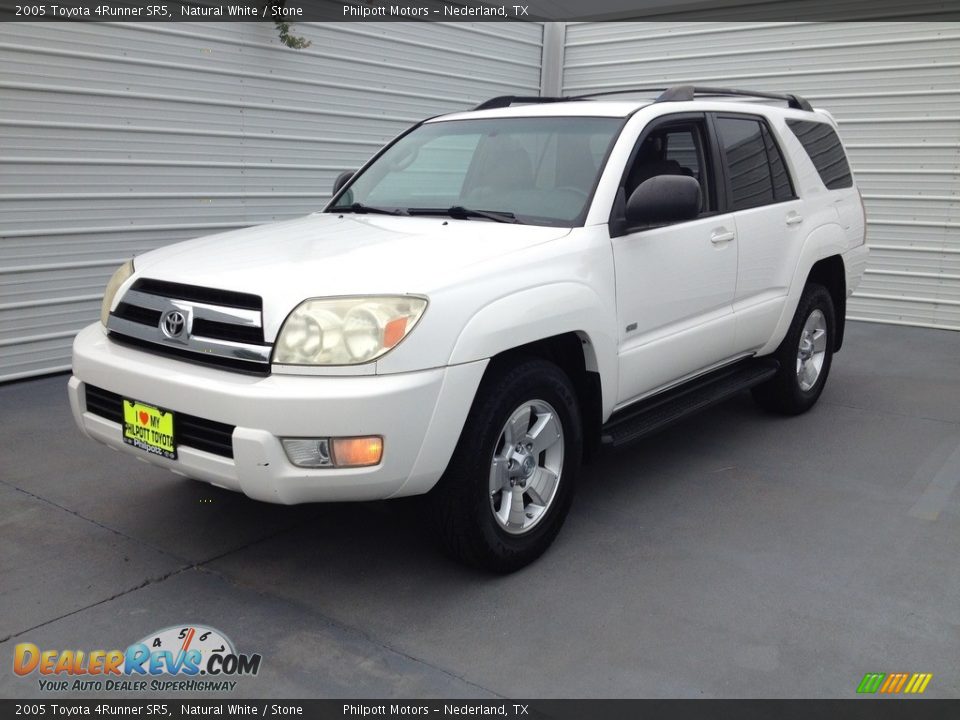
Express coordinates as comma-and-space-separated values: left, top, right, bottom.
69, 323, 486, 504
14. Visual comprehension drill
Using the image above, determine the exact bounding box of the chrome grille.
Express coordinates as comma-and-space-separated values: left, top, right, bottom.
107, 278, 271, 374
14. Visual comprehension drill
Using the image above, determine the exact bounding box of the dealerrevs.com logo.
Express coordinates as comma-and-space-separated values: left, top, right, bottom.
13, 625, 262, 693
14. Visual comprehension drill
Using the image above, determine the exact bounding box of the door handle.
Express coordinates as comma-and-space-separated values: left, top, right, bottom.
786, 214, 804, 226
710, 230, 735, 244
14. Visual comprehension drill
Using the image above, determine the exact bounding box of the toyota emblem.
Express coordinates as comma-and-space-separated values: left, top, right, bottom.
161, 310, 187, 339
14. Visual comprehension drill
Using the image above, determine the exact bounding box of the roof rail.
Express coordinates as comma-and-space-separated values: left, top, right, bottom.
658, 85, 812, 111
471, 95, 569, 111
570, 85, 813, 112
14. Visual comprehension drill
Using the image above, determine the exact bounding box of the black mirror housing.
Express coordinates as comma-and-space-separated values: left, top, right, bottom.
625, 175, 701, 227
332, 170, 355, 196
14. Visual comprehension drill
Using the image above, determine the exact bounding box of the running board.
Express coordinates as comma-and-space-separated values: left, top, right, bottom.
600, 359, 780, 448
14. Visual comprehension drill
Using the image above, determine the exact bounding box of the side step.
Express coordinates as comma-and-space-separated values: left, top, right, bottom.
600, 358, 780, 448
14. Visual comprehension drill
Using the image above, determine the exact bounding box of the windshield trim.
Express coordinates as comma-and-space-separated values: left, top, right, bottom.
323, 115, 629, 229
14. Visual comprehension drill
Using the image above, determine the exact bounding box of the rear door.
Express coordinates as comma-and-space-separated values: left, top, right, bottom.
712, 113, 803, 352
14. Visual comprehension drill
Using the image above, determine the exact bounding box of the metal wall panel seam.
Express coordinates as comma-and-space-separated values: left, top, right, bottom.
855, 170, 958, 176
0, 82, 426, 123
847, 316, 960, 331
0, 331, 83, 347
287, 25, 543, 66
1, 222, 258, 239
297, 22, 545, 48
562, 34, 960, 69
562, 64, 960, 92
867, 220, 960, 228
2, 192, 331, 200
805, 90, 960, 100
0, 295, 105, 311
855, 293, 960, 307
0, 260, 128, 274
94, 23, 543, 86
2, 159, 361, 170
0, 119, 387, 145
0, 43, 487, 104
867, 245, 960, 255
0, 366, 73, 383
863, 195, 959, 200
564, 21, 814, 46
867, 269, 960, 281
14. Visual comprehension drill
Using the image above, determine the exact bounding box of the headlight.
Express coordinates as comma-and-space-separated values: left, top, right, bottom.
100, 259, 135, 326
273, 296, 427, 365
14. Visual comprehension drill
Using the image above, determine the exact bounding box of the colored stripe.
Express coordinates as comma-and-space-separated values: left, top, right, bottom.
904, 674, 920, 693
859, 671, 931, 695
857, 673, 885, 693
892, 673, 909, 693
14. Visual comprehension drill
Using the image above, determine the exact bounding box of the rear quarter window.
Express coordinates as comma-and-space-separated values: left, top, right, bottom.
786, 119, 853, 190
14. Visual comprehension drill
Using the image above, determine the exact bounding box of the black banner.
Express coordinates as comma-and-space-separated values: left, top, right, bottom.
2, 0, 960, 22
3, 700, 960, 719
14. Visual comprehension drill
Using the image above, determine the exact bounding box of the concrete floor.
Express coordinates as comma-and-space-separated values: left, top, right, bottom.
1, 321, 958, 699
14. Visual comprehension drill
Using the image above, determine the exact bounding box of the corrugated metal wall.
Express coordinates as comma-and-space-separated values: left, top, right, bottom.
4, 20, 958, 382
0, 21, 544, 381
561, 21, 960, 331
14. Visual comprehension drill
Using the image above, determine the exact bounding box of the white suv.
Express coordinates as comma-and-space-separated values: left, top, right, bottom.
70, 86, 868, 572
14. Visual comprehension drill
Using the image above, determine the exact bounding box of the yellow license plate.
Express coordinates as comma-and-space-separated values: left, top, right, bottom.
122, 399, 176, 460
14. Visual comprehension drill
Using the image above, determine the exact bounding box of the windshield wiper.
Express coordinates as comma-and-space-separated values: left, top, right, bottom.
333, 202, 407, 216
407, 206, 519, 224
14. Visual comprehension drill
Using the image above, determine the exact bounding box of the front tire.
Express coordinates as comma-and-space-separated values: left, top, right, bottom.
752, 283, 836, 415
428, 358, 582, 573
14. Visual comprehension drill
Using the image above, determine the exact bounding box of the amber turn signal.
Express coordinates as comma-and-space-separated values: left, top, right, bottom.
332, 436, 383, 467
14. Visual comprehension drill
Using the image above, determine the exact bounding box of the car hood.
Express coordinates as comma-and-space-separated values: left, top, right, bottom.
132, 213, 571, 332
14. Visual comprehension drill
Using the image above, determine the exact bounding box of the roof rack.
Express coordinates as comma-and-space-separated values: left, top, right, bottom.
570, 85, 813, 112
658, 85, 812, 111
471, 95, 570, 111
470, 86, 813, 113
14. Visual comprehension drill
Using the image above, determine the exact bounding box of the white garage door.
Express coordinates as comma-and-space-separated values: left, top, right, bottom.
0, 21, 545, 381
561, 21, 960, 331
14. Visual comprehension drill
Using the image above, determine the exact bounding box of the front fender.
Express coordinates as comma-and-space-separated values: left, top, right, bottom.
448, 283, 619, 418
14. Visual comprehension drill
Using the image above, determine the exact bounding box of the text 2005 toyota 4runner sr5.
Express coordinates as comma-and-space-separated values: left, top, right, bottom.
71, 85, 868, 572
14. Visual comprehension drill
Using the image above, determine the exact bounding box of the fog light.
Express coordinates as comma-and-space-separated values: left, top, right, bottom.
332, 436, 383, 467
282, 438, 332, 468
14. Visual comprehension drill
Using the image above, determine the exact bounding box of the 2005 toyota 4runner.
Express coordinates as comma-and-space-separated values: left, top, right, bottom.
70, 85, 868, 572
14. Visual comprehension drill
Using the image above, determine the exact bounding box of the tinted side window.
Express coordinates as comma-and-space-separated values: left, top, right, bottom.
663, 131, 702, 181
716, 117, 775, 211
761, 125, 794, 202
786, 119, 853, 190
624, 122, 713, 214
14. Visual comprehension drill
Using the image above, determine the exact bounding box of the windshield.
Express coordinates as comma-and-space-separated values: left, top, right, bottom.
329, 117, 624, 226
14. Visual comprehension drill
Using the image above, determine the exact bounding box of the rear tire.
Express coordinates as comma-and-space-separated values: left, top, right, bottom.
428, 358, 582, 573
752, 283, 835, 415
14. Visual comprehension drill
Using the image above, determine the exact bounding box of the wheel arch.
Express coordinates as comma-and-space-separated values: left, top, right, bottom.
447, 282, 618, 420
807, 255, 847, 351
759, 223, 847, 356
484, 332, 604, 462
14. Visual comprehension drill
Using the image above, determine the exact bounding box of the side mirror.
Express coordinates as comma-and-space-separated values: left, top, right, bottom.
332, 171, 355, 196
625, 175, 701, 227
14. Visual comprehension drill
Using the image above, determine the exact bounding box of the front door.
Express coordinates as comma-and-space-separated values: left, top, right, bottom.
612, 114, 739, 405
